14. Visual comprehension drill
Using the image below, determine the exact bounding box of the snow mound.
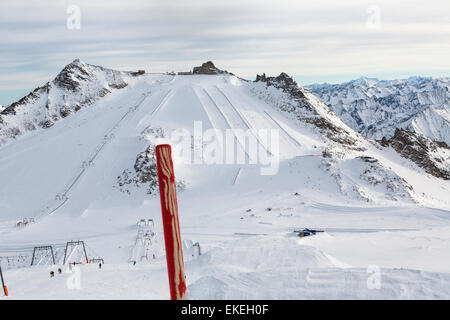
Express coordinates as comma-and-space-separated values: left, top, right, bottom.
189, 237, 338, 273
323, 156, 416, 203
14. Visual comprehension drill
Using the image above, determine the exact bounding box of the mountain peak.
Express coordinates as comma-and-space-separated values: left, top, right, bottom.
351, 76, 378, 86
55, 59, 93, 91
0, 59, 130, 143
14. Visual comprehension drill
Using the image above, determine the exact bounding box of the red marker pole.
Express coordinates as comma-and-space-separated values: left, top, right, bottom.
0, 265, 8, 297
155, 144, 187, 300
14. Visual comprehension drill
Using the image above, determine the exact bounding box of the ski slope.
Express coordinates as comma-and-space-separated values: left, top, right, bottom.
1, 71, 450, 299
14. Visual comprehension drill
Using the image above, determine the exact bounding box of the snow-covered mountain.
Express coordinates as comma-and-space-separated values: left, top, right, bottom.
1, 61, 449, 299
0, 59, 131, 145
306, 77, 450, 145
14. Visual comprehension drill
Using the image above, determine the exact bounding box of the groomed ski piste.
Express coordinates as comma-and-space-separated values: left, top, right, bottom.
1, 63, 450, 299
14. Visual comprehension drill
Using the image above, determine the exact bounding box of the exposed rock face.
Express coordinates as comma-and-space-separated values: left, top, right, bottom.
253, 73, 361, 147
116, 127, 185, 195
116, 142, 185, 195
0, 59, 130, 145
1, 84, 49, 117
256, 73, 306, 99
117, 145, 159, 195
380, 129, 450, 180
193, 61, 229, 75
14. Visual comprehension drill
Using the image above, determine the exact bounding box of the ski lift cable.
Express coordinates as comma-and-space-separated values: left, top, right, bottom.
84, 243, 103, 261
30, 92, 152, 222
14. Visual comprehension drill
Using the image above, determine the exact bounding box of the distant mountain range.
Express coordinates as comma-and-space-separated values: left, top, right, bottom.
307, 77, 450, 145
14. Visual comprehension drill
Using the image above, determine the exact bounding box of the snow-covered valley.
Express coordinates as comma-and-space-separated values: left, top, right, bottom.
1, 61, 449, 299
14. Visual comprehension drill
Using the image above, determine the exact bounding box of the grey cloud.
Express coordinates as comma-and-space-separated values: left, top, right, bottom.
0, 0, 449, 99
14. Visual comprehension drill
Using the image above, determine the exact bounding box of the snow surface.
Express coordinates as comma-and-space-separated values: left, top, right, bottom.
1, 69, 450, 299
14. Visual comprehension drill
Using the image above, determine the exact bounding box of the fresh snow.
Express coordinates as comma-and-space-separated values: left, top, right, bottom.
1, 67, 450, 299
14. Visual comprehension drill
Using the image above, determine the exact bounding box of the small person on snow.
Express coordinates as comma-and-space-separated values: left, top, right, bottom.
58, 268, 62, 274
98, 263, 102, 269
133, 261, 137, 266
50, 271, 55, 278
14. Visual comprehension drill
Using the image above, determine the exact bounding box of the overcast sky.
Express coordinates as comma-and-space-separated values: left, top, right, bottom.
0, 0, 449, 105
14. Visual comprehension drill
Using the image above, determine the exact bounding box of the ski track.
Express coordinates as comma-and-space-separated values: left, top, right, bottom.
190, 86, 217, 130
219, 84, 303, 156
263, 111, 303, 149
202, 87, 251, 161
215, 86, 273, 156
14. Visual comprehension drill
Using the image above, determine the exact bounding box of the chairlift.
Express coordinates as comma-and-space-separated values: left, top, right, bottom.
144, 230, 155, 238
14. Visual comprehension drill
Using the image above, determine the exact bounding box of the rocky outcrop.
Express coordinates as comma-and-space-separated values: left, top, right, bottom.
117, 142, 185, 195
1, 84, 49, 117
380, 129, 450, 180
253, 73, 361, 147
256, 73, 306, 99
193, 61, 230, 75
321, 156, 416, 203
117, 145, 159, 195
